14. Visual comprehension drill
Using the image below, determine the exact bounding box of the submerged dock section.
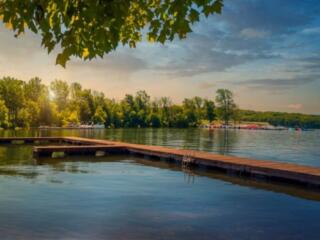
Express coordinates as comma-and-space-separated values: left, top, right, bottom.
1, 136, 320, 187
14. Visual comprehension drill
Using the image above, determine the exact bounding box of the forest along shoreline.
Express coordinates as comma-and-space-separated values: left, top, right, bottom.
0, 77, 319, 130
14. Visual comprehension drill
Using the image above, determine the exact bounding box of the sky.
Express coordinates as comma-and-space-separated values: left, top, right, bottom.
0, 0, 319, 114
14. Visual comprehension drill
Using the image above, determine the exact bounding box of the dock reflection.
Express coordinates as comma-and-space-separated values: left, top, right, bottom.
35, 154, 320, 202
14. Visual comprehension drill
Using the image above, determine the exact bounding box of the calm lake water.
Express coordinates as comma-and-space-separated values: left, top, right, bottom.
0, 129, 320, 239
1, 128, 319, 166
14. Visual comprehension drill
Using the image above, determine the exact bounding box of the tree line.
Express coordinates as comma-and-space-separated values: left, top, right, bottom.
240, 110, 320, 129
0, 76, 319, 129
0, 76, 219, 128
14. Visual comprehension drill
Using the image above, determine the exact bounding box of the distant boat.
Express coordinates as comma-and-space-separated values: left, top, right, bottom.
77, 123, 105, 129
92, 124, 105, 129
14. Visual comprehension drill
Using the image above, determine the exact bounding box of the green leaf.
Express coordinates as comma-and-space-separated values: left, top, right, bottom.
56, 53, 69, 68
189, 9, 199, 23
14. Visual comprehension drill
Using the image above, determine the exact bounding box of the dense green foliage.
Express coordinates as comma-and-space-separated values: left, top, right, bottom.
0, 77, 217, 128
0, 77, 318, 129
240, 110, 320, 129
0, 0, 223, 67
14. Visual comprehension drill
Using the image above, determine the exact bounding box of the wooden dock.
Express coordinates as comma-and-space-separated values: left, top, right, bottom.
33, 144, 127, 157
1, 136, 320, 187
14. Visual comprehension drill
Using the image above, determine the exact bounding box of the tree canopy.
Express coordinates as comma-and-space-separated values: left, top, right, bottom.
0, 76, 218, 128
0, 77, 319, 129
215, 89, 237, 125
0, 0, 224, 67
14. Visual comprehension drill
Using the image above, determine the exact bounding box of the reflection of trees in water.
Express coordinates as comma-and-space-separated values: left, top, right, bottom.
112, 128, 150, 145
182, 166, 195, 184
97, 128, 238, 154
180, 129, 201, 150
1, 129, 240, 155
108, 128, 203, 150
217, 130, 239, 155
201, 129, 239, 155
0, 145, 33, 165
222, 130, 229, 154
112, 128, 205, 150
44, 161, 90, 174
0, 167, 39, 179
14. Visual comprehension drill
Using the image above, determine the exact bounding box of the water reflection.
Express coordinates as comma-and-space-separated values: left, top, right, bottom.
0, 141, 319, 201
2, 128, 319, 166
0, 167, 39, 179
182, 166, 196, 184
31, 154, 320, 201
0, 145, 33, 165
133, 156, 320, 201
1, 144, 320, 239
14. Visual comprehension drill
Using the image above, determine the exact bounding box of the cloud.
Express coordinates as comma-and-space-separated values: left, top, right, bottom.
221, 0, 320, 34
144, 0, 320, 78
198, 82, 216, 89
288, 103, 303, 110
240, 28, 270, 39
152, 32, 276, 78
239, 75, 319, 90
298, 56, 320, 71
302, 27, 320, 34
202, 0, 320, 55
282, 56, 320, 73
69, 51, 147, 76
0, 26, 43, 63
158, 50, 262, 77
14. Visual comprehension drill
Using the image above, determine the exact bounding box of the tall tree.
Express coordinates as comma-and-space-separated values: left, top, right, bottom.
0, 77, 25, 126
50, 80, 69, 111
93, 106, 107, 124
203, 99, 216, 122
0, 99, 9, 128
159, 97, 172, 127
215, 89, 236, 125
135, 90, 150, 127
24, 77, 46, 102
182, 98, 198, 127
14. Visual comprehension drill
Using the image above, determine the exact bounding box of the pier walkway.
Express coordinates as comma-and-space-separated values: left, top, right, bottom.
1, 136, 320, 187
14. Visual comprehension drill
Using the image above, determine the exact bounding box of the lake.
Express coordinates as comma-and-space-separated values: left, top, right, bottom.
1, 128, 319, 166
0, 129, 319, 239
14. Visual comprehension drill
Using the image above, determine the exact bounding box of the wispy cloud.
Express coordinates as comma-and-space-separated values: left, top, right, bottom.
240, 28, 270, 39
288, 103, 303, 110
198, 82, 216, 89
69, 51, 147, 77
239, 75, 319, 91
302, 27, 320, 34
152, 32, 276, 78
